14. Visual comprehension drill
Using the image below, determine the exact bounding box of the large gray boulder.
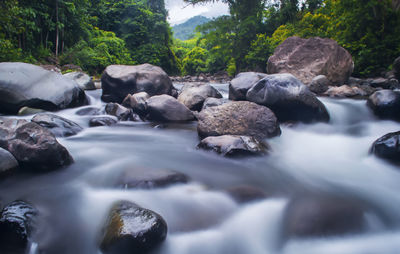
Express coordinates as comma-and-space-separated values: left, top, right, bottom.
178, 83, 222, 111
0, 147, 18, 177
100, 201, 167, 254
146, 95, 195, 122
63, 71, 96, 90
0, 118, 73, 171
31, 113, 83, 137
370, 131, 400, 164
367, 90, 400, 121
0, 62, 87, 114
229, 72, 268, 101
246, 73, 330, 123
197, 101, 281, 140
267, 37, 353, 85
101, 64, 173, 103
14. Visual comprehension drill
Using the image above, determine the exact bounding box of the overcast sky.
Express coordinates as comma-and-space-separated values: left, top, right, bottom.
165, 0, 229, 25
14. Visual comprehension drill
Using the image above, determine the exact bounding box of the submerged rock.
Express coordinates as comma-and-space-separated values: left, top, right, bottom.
0, 147, 18, 178
101, 64, 173, 103
367, 90, 400, 121
198, 135, 268, 157
0, 62, 87, 114
229, 72, 268, 101
75, 107, 101, 116
226, 185, 268, 204
100, 201, 167, 254
63, 71, 96, 90
122, 92, 150, 116
246, 73, 329, 123
0, 118, 73, 171
177, 83, 222, 111
31, 113, 83, 137
89, 116, 118, 127
370, 131, 400, 164
197, 101, 281, 140
0, 200, 38, 254
115, 167, 188, 189
146, 95, 195, 122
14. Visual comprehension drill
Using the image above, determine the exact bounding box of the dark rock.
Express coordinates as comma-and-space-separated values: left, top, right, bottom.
171, 87, 179, 99
368, 77, 399, 90
63, 72, 96, 90
267, 36, 353, 85
105, 103, 140, 121
31, 113, 83, 137
197, 101, 281, 140
198, 135, 268, 157
146, 95, 195, 122
367, 90, 400, 121
323, 85, 367, 98
370, 131, 400, 164
0, 147, 18, 178
0, 62, 87, 114
89, 117, 118, 127
115, 167, 188, 189
347, 77, 363, 86
226, 185, 267, 203
100, 201, 167, 254
101, 64, 173, 103
201, 98, 229, 111
394, 56, 400, 80
75, 107, 100, 116
178, 83, 222, 111
0, 118, 73, 171
283, 195, 364, 238
122, 92, 150, 116
229, 72, 268, 101
0, 200, 38, 254
309, 75, 329, 94
246, 73, 330, 123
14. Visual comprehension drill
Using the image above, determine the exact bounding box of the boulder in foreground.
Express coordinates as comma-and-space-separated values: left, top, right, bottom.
31, 113, 83, 137
370, 131, 400, 164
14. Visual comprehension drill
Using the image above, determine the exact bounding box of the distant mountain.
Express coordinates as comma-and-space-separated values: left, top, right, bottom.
172, 16, 210, 41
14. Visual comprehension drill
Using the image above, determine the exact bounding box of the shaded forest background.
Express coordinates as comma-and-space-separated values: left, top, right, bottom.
1, 0, 399, 77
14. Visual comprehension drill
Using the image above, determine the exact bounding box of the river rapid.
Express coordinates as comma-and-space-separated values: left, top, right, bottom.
1, 83, 400, 254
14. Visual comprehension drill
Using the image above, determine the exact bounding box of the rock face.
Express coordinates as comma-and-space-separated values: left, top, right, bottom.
115, 167, 188, 189
0, 118, 73, 171
100, 201, 167, 254
367, 90, 400, 121
0, 147, 18, 177
89, 117, 118, 127
201, 98, 229, 111
0, 62, 87, 114
246, 73, 330, 123
122, 92, 150, 116
177, 83, 222, 111
370, 131, 400, 164
198, 135, 268, 157
394, 56, 400, 80
0, 201, 38, 254
197, 101, 281, 140
229, 72, 268, 101
283, 195, 364, 238
146, 95, 195, 122
63, 71, 96, 90
267, 37, 353, 85
309, 75, 330, 94
31, 113, 83, 137
101, 64, 173, 103
105, 103, 138, 121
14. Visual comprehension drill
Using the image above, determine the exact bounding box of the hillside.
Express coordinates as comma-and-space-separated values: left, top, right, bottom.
172, 15, 210, 40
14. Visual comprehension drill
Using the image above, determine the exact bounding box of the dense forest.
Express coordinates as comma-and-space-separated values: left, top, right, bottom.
1, 0, 400, 77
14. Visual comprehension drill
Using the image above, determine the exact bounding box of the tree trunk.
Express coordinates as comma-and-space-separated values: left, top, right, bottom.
55, 0, 59, 57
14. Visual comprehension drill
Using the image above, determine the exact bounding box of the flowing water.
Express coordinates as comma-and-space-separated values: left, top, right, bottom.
1, 84, 400, 254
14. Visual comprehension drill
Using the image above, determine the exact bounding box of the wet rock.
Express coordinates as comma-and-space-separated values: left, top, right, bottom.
198, 135, 268, 157
63, 71, 96, 90
100, 201, 167, 254
17, 107, 45, 116
201, 97, 229, 111
105, 103, 139, 121
246, 73, 329, 123
229, 72, 268, 101
178, 83, 222, 111
323, 85, 367, 98
101, 64, 173, 103
0, 147, 18, 178
0, 62, 87, 114
370, 131, 400, 164
0, 118, 73, 171
309, 75, 329, 94
146, 95, 195, 122
283, 195, 364, 238
226, 185, 268, 203
197, 101, 281, 140
0, 200, 38, 254
368, 77, 400, 90
367, 90, 400, 121
75, 107, 100, 116
89, 116, 118, 127
122, 92, 150, 116
267, 36, 353, 85
115, 167, 188, 189
31, 113, 83, 137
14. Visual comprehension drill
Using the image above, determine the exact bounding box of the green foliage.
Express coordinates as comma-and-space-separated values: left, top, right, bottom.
182, 46, 208, 75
